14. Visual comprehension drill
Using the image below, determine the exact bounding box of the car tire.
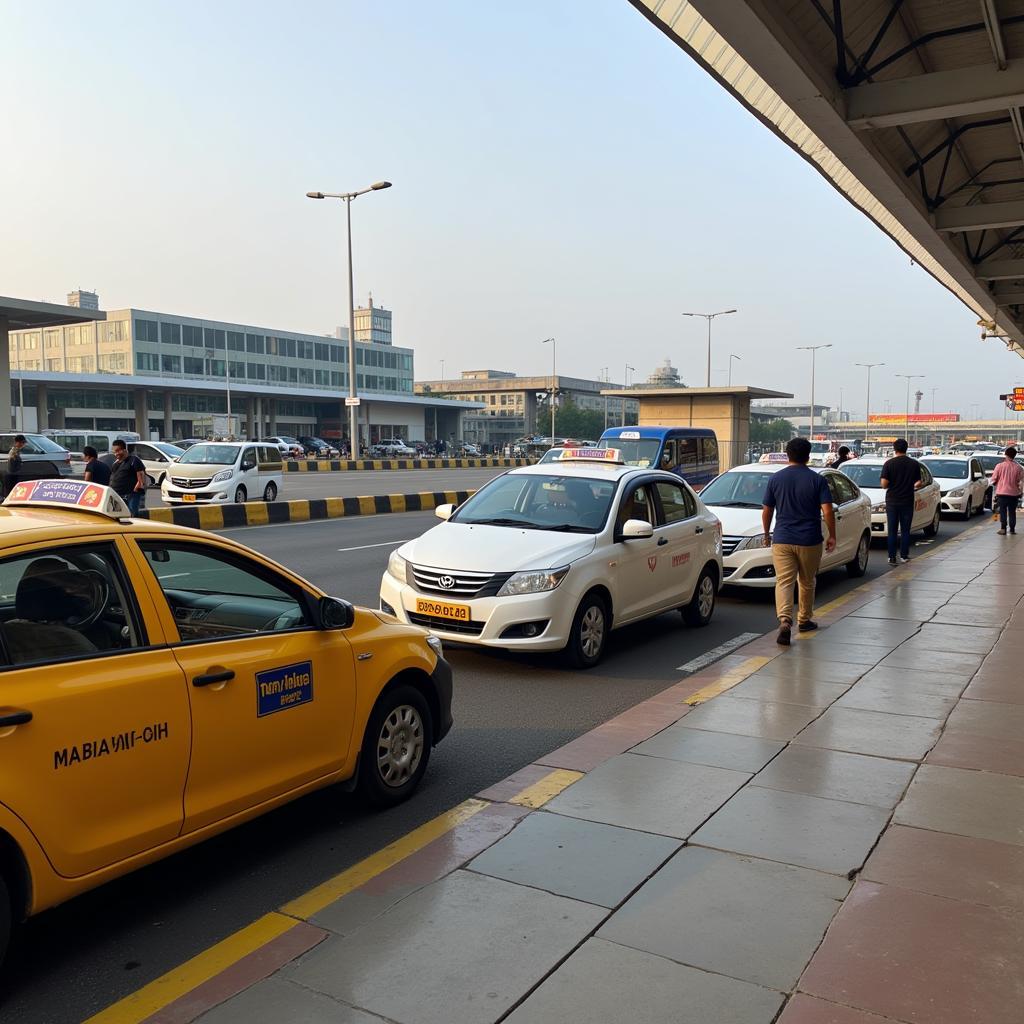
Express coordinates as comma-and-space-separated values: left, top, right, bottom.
682, 567, 717, 627
263, 482, 277, 502
358, 684, 432, 808
846, 532, 870, 578
0, 873, 10, 970
564, 591, 609, 668
963, 498, 973, 520
233, 485, 247, 504
981, 491, 991, 514
923, 507, 940, 537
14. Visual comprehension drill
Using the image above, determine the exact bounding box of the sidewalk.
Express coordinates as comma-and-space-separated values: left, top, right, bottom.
146, 523, 1024, 1024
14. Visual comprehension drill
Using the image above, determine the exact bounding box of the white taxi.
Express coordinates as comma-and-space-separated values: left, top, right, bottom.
699, 463, 872, 587
840, 457, 942, 539
379, 449, 723, 667
919, 456, 990, 518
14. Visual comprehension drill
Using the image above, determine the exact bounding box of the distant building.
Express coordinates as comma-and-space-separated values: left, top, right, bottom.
67, 289, 99, 310
353, 295, 392, 345
639, 358, 683, 388
752, 401, 835, 433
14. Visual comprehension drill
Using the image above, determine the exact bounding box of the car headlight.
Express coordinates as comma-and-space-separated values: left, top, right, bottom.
948, 487, 965, 497
425, 635, 443, 658
497, 566, 569, 597
734, 533, 771, 551
212, 469, 233, 483
871, 503, 887, 513
388, 550, 409, 585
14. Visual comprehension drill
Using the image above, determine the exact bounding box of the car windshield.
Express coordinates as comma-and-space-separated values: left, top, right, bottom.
538, 448, 565, 463
152, 442, 185, 457
599, 439, 661, 468
922, 460, 968, 479
842, 463, 883, 488
27, 434, 70, 454
451, 473, 617, 532
178, 444, 239, 466
809, 441, 831, 453
699, 471, 774, 507
973, 455, 1001, 471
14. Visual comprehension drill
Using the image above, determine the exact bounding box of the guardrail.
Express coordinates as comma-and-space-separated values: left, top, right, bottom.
138, 490, 476, 530
285, 457, 530, 472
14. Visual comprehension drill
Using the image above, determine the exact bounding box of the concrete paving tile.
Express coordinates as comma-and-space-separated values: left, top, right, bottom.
691, 787, 889, 876
848, 599, 937, 622
677, 697, 821, 742
944, 698, 1024, 741
863, 825, 1024, 912
834, 682, 957, 720
793, 707, 941, 761
544, 752, 749, 839
467, 811, 680, 908
287, 870, 607, 1024
784, 642, 888, 665
752, 746, 915, 809
632, 721, 784, 772
926, 729, 1024, 777
799, 880, 1024, 1024
815, 620, 920, 648
877, 647, 984, 676
777, 994, 899, 1024
913, 623, 1002, 653
929, 608, 1010, 627
893, 763, 1024, 847
852, 665, 967, 698
196, 977, 386, 1024
751, 658, 869, 685
723, 672, 851, 708
598, 847, 848, 991
503, 938, 784, 1024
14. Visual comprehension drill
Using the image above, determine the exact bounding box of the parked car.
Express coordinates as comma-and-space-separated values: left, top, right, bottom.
161, 442, 284, 504
264, 436, 305, 459
841, 457, 942, 539
98, 441, 186, 488
298, 436, 340, 458
373, 440, 417, 457
919, 456, 991, 519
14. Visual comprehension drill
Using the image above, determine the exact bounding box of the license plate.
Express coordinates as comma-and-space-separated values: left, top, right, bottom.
182, 493, 197, 502
415, 598, 470, 621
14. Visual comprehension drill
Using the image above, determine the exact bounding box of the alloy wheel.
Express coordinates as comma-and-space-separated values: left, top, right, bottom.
376, 705, 425, 788
580, 604, 605, 659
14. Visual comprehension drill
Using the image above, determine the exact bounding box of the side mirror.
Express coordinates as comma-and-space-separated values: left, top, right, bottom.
620, 518, 654, 539
435, 503, 455, 521
241, 460, 256, 471
318, 596, 354, 630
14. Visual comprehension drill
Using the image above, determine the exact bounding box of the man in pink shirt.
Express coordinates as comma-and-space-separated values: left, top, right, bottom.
990, 446, 1024, 535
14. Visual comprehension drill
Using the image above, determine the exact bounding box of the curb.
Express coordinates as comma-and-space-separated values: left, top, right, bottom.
285, 457, 529, 473
138, 490, 475, 530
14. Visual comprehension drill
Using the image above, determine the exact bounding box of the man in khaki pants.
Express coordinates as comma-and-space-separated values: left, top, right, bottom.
761, 437, 837, 646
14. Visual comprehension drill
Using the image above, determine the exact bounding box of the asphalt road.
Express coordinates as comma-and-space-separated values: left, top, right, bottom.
0, 512, 980, 1023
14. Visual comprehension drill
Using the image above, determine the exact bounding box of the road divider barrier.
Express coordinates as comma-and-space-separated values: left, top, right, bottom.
285, 457, 530, 472
139, 490, 476, 530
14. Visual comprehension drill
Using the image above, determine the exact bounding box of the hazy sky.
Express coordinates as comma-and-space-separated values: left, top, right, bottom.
3, 1, 1023, 419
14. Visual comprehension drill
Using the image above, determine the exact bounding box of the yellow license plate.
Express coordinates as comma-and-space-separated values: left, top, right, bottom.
182, 493, 197, 502
415, 598, 470, 621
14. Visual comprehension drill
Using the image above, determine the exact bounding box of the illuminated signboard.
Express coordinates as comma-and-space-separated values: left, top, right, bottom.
868, 413, 961, 424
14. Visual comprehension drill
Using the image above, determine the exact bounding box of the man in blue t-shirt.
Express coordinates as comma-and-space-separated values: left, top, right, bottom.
761, 437, 837, 646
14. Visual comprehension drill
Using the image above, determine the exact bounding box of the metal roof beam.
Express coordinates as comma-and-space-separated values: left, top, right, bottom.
992, 286, 1024, 305
846, 58, 1024, 129
934, 199, 1024, 231
976, 258, 1024, 280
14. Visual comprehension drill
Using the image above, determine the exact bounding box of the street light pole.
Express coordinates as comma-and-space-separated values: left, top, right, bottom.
728, 354, 741, 386
796, 344, 832, 438
623, 364, 635, 427
683, 309, 737, 387
854, 362, 884, 444
896, 373, 925, 442
542, 338, 556, 442
306, 181, 392, 456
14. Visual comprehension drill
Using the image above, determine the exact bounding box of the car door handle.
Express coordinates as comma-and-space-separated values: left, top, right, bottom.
694, 526, 704, 535
657, 536, 668, 546
192, 669, 235, 688
0, 708, 32, 728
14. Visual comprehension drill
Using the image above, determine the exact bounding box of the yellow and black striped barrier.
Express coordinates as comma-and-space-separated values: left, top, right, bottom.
285, 457, 530, 472
138, 490, 476, 531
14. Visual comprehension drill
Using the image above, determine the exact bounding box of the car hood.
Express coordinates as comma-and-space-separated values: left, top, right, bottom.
858, 487, 884, 503
930, 476, 969, 490
399, 522, 596, 571
705, 506, 764, 536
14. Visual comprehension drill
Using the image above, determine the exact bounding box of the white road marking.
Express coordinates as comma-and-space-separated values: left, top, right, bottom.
337, 540, 414, 552
676, 632, 762, 673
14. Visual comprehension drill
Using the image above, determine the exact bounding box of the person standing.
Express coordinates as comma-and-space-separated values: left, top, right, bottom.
109, 440, 147, 515
880, 438, 922, 565
4, 434, 26, 496
990, 446, 1024, 535
830, 445, 854, 469
82, 446, 111, 486
762, 437, 837, 646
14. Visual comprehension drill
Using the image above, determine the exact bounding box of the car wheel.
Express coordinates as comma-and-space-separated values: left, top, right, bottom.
846, 532, 870, 577
263, 482, 277, 502
564, 591, 608, 668
963, 498, 973, 520
233, 485, 247, 504
0, 873, 10, 970
682, 567, 717, 627
358, 684, 432, 808
923, 507, 940, 537
981, 491, 992, 514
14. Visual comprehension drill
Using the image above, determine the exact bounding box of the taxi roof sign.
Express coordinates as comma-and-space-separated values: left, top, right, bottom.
3, 479, 132, 519
557, 447, 624, 464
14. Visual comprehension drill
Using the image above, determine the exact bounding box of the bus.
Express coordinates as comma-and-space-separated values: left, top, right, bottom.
598, 426, 720, 489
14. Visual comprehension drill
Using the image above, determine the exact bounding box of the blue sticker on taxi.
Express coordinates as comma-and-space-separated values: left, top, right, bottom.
256, 661, 313, 717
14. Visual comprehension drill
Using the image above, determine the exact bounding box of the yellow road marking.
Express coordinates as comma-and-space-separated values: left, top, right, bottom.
83, 912, 297, 1024
686, 655, 772, 705
508, 769, 583, 808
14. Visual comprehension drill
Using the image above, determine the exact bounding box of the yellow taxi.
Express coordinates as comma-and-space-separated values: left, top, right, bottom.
0, 480, 452, 964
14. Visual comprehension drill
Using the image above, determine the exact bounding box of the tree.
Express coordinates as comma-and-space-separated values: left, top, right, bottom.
553, 398, 605, 441
750, 418, 796, 443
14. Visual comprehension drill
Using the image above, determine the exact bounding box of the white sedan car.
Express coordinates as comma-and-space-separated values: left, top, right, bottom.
919, 456, 991, 518
698, 463, 872, 587
840, 457, 942, 540
380, 449, 723, 667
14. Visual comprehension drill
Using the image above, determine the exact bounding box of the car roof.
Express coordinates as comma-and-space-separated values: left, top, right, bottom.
921, 454, 970, 460
599, 426, 715, 440
0, 506, 218, 543
507, 462, 680, 484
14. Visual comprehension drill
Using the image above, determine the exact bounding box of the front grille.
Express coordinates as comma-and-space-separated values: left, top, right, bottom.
171, 477, 211, 489
720, 536, 744, 556
408, 612, 485, 636
410, 564, 512, 598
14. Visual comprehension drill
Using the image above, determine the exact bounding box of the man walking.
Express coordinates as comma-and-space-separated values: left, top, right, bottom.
109, 440, 147, 515
880, 439, 922, 565
4, 434, 26, 497
82, 446, 111, 486
762, 437, 837, 646
990, 446, 1023, 535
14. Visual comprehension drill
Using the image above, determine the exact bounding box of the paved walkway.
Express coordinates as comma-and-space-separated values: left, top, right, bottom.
142, 523, 1024, 1024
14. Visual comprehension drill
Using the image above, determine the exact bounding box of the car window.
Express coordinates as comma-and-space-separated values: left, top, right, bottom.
701, 437, 718, 463
0, 543, 146, 668
616, 483, 654, 531
919, 464, 932, 486
242, 446, 257, 469
832, 473, 859, 503
654, 480, 696, 524
824, 474, 846, 504
677, 438, 698, 469
134, 444, 159, 461
137, 542, 311, 641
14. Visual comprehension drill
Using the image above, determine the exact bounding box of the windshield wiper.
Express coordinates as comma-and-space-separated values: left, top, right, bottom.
534, 523, 592, 532
462, 517, 539, 528
707, 500, 762, 508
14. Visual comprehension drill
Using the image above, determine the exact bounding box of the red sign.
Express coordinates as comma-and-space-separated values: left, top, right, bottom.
868, 413, 960, 424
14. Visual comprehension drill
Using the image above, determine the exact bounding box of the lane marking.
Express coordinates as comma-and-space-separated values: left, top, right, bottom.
685, 655, 772, 705
508, 769, 582, 808
337, 539, 414, 552
676, 633, 761, 673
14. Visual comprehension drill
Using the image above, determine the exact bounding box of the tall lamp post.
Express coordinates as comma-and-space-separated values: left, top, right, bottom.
896, 373, 925, 443
306, 180, 392, 455
854, 361, 884, 444
542, 338, 556, 442
796, 344, 832, 438
728, 353, 741, 386
623, 364, 635, 427
683, 309, 737, 387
